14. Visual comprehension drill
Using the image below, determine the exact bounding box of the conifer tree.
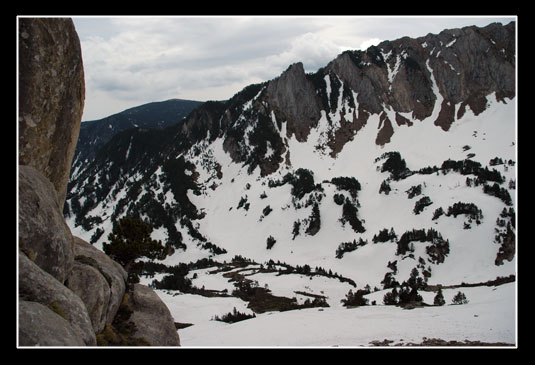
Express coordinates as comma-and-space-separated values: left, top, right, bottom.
451, 291, 469, 305
103, 217, 168, 284
433, 288, 445, 306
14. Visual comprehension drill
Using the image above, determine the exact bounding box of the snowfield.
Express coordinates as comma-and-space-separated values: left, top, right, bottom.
142, 276, 516, 347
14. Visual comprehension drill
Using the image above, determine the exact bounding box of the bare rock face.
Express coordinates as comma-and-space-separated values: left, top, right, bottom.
326, 21, 515, 145
129, 284, 181, 346
19, 301, 86, 346
18, 17, 85, 209
19, 165, 74, 283
66, 237, 128, 333
66, 262, 111, 334
266, 62, 322, 142
19, 252, 96, 346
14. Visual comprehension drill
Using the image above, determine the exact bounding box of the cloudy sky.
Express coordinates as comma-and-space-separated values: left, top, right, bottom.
72, 16, 515, 121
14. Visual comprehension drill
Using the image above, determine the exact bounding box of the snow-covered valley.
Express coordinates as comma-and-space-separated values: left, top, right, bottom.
157, 278, 515, 347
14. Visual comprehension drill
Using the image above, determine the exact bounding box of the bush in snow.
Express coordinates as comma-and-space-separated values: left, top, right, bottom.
379, 180, 391, 195
432, 207, 444, 220
446, 201, 483, 221
335, 238, 367, 259
381, 272, 399, 290
396, 228, 446, 256
397, 284, 423, 305
305, 202, 321, 236
237, 195, 249, 211
266, 235, 276, 250
483, 182, 513, 206
406, 184, 422, 199
291, 219, 301, 239
341, 288, 370, 307
451, 291, 469, 305
262, 205, 272, 216
380, 151, 411, 180
340, 198, 365, 233
383, 287, 398, 305
212, 307, 256, 324
289, 168, 317, 200
330, 176, 361, 200
333, 193, 346, 205
413, 196, 432, 215
373, 227, 397, 243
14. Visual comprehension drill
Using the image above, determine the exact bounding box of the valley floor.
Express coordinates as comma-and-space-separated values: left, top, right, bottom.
142, 275, 516, 348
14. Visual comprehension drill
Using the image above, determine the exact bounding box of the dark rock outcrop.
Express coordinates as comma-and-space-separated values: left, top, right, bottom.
19, 17, 85, 209
215, 22, 516, 161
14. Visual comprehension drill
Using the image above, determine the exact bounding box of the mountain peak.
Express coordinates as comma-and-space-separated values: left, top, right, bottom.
266, 61, 321, 142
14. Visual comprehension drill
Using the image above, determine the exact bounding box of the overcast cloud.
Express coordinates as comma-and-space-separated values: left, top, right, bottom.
72, 16, 515, 121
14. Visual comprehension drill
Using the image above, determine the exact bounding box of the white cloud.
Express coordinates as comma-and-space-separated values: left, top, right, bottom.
263, 32, 344, 74
358, 38, 383, 51
73, 16, 515, 121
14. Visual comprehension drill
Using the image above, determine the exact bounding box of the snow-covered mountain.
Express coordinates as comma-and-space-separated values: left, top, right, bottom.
65, 21, 517, 346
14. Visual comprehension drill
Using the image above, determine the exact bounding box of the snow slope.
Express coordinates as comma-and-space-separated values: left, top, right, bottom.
67, 66, 517, 348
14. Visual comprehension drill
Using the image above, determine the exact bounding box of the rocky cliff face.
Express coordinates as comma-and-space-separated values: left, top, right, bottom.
211, 21, 515, 165
266, 62, 323, 142
323, 21, 514, 148
18, 18, 180, 347
19, 18, 85, 209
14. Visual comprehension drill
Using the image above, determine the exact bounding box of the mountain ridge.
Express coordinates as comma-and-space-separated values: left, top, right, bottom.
68, 21, 515, 187
72, 98, 203, 174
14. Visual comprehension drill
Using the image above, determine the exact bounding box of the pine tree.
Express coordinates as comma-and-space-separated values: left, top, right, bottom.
452, 291, 468, 305
103, 217, 168, 284
379, 180, 391, 195
383, 287, 398, 305
266, 235, 276, 250
305, 202, 321, 235
341, 288, 369, 307
433, 288, 445, 306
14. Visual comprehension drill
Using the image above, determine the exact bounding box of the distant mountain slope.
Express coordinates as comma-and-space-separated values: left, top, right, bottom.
72, 98, 203, 171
